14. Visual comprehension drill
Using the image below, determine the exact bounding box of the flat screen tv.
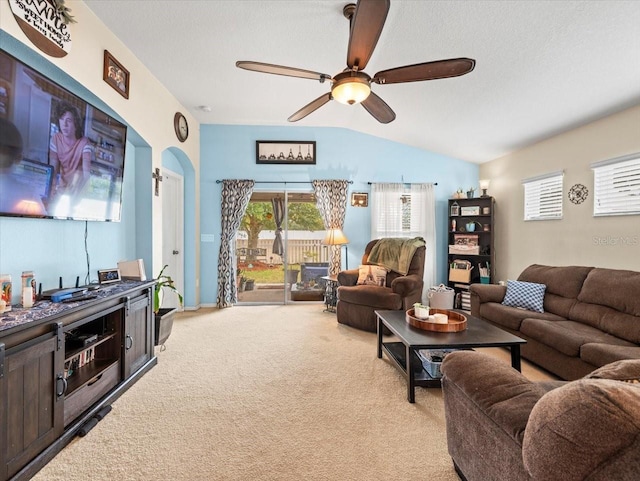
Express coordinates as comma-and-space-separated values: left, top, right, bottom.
0, 49, 127, 221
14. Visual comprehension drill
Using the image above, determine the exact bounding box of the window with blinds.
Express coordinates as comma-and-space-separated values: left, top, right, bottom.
522, 171, 563, 221
592, 153, 640, 216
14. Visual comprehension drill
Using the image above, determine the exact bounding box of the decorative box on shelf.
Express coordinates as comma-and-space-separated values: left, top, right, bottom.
460, 206, 480, 216
449, 245, 480, 255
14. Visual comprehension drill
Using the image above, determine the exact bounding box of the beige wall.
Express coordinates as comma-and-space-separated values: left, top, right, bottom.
1, 2, 201, 302
480, 105, 640, 282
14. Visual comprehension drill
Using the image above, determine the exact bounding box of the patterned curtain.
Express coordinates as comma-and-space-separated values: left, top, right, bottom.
312, 180, 349, 276
271, 197, 284, 257
216, 180, 255, 308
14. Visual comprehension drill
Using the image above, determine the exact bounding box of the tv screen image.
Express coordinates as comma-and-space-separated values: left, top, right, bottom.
0, 49, 127, 221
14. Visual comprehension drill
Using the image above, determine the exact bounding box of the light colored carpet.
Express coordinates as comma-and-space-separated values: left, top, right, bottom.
32, 305, 552, 481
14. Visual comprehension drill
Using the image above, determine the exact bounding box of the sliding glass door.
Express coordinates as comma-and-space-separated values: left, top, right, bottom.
235, 190, 328, 305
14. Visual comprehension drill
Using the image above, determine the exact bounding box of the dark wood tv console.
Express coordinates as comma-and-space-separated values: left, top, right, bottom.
0, 280, 157, 481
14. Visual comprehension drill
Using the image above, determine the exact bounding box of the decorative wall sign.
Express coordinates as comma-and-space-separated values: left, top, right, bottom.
256, 141, 316, 165
9, 0, 74, 58
568, 183, 588, 204
103, 50, 130, 98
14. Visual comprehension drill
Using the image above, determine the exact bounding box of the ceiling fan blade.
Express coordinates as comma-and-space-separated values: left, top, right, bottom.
288, 93, 332, 122
373, 58, 476, 84
361, 91, 395, 124
236, 61, 332, 82
346, 0, 390, 70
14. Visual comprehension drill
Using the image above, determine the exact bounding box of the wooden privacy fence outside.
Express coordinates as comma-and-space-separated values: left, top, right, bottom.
236, 239, 329, 264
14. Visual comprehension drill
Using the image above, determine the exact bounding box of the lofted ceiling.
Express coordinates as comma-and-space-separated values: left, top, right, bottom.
84, 0, 640, 164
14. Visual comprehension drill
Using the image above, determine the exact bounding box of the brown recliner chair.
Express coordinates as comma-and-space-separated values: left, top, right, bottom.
336, 239, 425, 332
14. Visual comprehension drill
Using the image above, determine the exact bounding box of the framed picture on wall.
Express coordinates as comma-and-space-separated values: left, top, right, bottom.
256, 141, 316, 165
103, 50, 130, 99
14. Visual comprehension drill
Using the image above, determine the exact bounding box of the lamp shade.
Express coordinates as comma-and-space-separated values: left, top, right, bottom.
479, 179, 490, 190
323, 228, 349, 246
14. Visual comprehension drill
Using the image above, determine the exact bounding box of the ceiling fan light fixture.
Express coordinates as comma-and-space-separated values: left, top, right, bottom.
331, 72, 371, 105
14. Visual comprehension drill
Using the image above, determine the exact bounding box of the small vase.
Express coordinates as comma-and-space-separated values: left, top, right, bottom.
466, 191, 474, 199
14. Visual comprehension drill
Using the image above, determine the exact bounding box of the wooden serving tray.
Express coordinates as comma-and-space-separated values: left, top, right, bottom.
406, 308, 468, 332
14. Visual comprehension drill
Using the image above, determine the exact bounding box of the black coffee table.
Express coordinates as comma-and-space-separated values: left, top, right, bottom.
376, 309, 526, 403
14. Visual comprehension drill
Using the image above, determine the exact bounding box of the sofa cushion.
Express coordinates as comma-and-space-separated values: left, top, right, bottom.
581, 343, 640, 368
337, 285, 402, 310
519, 264, 593, 299
584, 358, 640, 382
502, 280, 546, 313
569, 301, 640, 344
518, 265, 593, 318
578, 267, 640, 317
523, 379, 640, 481
520, 319, 632, 358
442, 351, 549, 445
356, 264, 388, 287
479, 302, 565, 331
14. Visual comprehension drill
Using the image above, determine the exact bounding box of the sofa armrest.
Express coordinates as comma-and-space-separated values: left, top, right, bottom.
442, 351, 549, 444
470, 283, 507, 316
337, 269, 359, 286
390, 274, 422, 298
523, 379, 640, 480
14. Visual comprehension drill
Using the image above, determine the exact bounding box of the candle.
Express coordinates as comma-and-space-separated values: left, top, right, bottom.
433, 313, 448, 324
23, 287, 34, 308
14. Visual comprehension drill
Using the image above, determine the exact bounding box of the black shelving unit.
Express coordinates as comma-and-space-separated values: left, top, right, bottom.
448, 196, 495, 309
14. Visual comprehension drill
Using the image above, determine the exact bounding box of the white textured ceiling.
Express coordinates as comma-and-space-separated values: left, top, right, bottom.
84, 0, 640, 164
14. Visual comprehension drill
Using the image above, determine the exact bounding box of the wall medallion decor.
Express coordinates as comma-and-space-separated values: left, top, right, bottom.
9, 0, 75, 57
568, 183, 588, 204
103, 50, 130, 98
256, 141, 316, 165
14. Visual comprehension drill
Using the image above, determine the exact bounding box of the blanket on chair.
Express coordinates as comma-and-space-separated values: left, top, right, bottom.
367, 237, 425, 275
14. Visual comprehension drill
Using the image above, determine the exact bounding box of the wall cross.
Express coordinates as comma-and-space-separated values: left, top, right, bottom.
152, 168, 163, 196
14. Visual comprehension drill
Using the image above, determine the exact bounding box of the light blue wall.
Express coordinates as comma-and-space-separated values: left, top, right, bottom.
199, 124, 479, 305
0, 33, 148, 303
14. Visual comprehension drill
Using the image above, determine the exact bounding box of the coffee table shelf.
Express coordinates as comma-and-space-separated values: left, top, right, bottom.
376, 309, 526, 403
382, 341, 442, 388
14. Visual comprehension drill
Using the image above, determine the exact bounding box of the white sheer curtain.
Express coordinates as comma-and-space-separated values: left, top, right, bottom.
410, 183, 436, 299
370, 183, 404, 237
371, 182, 437, 301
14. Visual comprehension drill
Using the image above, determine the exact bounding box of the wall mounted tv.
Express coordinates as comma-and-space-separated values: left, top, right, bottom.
0, 49, 127, 222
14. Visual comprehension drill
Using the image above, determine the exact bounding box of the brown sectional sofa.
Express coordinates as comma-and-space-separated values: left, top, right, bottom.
441, 350, 640, 481
470, 264, 640, 380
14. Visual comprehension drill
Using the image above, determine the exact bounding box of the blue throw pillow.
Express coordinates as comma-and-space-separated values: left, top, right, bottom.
502, 280, 546, 313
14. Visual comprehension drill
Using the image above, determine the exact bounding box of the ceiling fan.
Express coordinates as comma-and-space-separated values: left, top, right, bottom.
236, 0, 475, 124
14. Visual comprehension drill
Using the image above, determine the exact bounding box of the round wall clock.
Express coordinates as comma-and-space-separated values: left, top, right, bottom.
568, 183, 589, 204
174, 112, 189, 142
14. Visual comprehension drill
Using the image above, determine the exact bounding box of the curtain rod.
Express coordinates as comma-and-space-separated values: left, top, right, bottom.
367, 182, 438, 185
216, 180, 353, 184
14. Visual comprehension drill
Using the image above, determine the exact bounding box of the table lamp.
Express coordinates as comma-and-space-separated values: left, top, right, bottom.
323, 228, 349, 269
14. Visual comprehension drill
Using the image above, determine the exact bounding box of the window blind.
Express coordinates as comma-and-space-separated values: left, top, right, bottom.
592, 153, 640, 216
522, 171, 563, 221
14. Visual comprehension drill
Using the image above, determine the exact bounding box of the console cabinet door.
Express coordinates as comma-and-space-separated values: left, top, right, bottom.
123, 293, 153, 379
0, 332, 64, 480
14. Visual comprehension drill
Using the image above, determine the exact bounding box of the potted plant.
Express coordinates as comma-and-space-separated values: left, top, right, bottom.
466, 187, 476, 199
154, 264, 183, 346
413, 302, 430, 319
